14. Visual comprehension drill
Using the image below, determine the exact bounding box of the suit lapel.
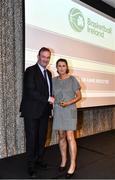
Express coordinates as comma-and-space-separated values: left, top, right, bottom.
47, 70, 52, 96
35, 63, 44, 80
35, 63, 52, 96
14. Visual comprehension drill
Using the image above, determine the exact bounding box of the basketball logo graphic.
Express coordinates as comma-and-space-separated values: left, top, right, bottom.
69, 8, 85, 32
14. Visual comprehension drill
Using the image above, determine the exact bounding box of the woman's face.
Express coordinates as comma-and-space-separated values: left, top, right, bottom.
57, 61, 67, 75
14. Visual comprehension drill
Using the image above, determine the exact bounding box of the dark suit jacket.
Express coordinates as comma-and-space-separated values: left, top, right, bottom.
20, 63, 52, 119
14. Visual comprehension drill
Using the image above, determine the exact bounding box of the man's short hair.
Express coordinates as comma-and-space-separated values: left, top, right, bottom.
38, 47, 51, 56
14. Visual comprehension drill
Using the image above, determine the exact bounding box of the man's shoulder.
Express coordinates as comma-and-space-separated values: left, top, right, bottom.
47, 69, 52, 76
25, 64, 37, 72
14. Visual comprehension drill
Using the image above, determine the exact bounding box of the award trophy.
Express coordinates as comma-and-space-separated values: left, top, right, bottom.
55, 92, 65, 105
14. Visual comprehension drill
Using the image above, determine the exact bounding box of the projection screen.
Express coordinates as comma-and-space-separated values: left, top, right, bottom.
25, 0, 115, 108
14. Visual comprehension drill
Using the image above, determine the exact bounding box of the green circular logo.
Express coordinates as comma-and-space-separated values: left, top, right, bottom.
69, 8, 85, 32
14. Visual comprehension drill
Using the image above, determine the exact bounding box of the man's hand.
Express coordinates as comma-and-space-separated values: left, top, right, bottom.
49, 96, 55, 104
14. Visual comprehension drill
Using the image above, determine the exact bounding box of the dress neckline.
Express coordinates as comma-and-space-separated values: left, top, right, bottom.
57, 75, 71, 81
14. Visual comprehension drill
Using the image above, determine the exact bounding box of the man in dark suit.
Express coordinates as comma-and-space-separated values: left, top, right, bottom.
20, 47, 54, 178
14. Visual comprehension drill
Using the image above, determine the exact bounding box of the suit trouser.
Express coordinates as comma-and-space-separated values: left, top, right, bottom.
24, 106, 49, 166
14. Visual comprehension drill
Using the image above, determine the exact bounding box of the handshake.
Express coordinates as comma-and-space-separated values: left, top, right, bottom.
48, 96, 69, 107
48, 96, 55, 104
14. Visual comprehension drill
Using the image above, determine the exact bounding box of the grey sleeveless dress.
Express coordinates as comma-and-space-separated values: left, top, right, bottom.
52, 75, 80, 130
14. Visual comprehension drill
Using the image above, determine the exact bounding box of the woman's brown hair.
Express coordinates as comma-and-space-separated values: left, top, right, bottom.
56, 58, 69, 74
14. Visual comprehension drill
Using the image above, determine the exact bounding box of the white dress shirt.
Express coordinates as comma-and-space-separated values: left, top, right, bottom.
37, 63, 51, 100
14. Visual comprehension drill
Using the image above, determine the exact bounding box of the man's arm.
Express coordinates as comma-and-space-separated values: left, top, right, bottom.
24, 68, 48, 102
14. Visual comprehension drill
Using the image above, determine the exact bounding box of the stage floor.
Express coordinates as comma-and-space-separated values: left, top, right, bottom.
0, 130, 115, 179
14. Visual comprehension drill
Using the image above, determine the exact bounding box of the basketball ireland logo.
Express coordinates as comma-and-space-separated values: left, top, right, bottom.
69, 8, 85, 32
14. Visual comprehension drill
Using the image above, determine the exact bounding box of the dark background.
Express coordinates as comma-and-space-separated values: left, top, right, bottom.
79, 0, 115, 18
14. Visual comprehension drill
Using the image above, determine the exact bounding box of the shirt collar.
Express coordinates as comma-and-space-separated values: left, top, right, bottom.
37, 62, 46, 73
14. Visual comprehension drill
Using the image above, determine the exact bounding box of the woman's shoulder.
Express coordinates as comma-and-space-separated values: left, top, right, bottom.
53, 76, 58, 81
70, 75, 80, 84
70, 75, 76, 80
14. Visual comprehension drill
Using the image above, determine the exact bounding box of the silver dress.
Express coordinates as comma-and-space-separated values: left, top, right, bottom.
52, 76, 80, 130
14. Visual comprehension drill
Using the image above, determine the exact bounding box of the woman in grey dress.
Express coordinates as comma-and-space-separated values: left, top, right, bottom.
52, 59, 81, 178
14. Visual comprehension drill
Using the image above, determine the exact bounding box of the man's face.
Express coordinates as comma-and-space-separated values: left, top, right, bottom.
38, 51, 51, 68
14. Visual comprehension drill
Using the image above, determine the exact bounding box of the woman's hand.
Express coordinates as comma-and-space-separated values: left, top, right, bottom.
59, 101, 70, 107
59, 89, 81, 107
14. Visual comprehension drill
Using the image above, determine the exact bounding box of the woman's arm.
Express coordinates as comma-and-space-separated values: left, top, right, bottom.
60, 89, 81, 107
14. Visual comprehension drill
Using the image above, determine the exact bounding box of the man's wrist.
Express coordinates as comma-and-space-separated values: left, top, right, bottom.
48, 96, 50, 102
